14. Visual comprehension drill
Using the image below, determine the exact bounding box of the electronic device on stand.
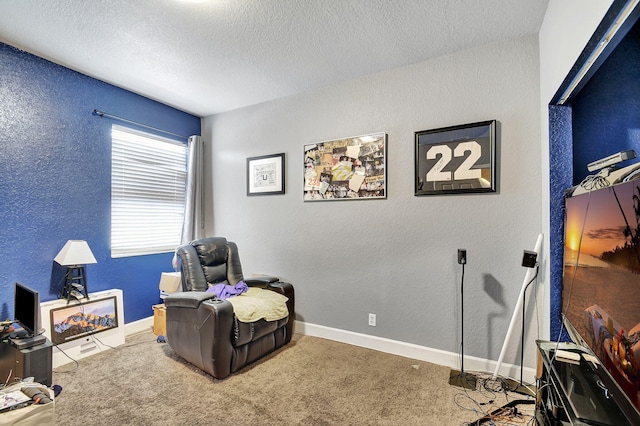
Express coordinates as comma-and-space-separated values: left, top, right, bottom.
536, 341, 638, 425
549, 156, 640, 424
493, 234, 543, 396
449, 248, 478, 390
0, 333, 52, 387
0, 283, 53, 387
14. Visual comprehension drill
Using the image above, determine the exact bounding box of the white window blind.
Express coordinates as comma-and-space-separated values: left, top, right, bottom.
111, 125, 187, 258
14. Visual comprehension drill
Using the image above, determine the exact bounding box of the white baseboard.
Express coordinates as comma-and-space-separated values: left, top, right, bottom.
130, 316, 536, 383
295, 320, 536, 384
125, 316, 154, 336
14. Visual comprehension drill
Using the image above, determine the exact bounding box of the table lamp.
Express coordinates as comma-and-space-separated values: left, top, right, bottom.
54, 240, 97, 302
159, 272, 182, 299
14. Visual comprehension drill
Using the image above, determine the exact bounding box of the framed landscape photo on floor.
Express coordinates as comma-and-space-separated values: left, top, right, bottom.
414, 120, 497, 196
303, 132, 386, 201
247, 153, 285, 196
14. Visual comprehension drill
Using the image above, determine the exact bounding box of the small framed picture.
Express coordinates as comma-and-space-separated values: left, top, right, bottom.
414, 120, 497, 196
247, 153, 285, 196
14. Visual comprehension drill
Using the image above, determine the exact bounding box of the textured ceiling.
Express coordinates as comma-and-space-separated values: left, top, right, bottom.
0, 0, 549, 117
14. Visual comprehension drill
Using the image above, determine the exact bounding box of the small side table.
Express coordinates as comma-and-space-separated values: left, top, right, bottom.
152, 304, 166, 337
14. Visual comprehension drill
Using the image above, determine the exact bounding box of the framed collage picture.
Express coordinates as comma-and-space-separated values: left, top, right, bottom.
303, 132, 386, 201
414, 120, 496, 196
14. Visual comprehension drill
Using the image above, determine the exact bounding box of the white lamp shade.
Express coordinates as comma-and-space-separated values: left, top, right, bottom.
54, 240, 97, 266
159, 272, 181, 293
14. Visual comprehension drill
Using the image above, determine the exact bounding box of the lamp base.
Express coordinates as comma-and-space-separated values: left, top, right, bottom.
60, 265, 89, 303
449, 369, 477, 390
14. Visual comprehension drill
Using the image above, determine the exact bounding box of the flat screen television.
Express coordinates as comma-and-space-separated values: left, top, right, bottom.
14, 282, 41, 337
563, 177, 640, 422
49, 295, 118, 345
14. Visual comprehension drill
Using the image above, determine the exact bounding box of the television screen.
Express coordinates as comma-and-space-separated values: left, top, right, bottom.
563, 178, 640, 416
49, 296, 118, 345
14, 282, 40, 337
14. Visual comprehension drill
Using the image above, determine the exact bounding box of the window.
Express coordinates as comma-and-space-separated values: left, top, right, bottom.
111, 125, 187, 258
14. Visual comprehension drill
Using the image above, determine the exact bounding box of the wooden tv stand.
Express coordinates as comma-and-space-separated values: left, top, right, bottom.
536, 340, 640, 425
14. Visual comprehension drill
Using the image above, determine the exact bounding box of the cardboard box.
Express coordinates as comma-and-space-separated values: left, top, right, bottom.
152, 304, 166, 336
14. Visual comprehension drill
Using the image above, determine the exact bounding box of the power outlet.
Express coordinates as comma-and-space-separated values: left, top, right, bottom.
458, 249, 467, 265
368, 313, 376, 327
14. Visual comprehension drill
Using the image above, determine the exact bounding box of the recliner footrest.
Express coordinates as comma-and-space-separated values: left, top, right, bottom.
234, 316, 287, 346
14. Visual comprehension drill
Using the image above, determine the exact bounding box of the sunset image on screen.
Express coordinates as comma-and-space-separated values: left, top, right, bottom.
562, 180, 640, 412
564, 184, 637, 263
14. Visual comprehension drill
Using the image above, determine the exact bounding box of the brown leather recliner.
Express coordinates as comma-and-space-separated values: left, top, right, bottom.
164, 237, 294, 379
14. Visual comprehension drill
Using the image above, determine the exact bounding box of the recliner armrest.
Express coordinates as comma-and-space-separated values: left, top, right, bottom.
244, 276, 279, 288
165, 291, 216, 309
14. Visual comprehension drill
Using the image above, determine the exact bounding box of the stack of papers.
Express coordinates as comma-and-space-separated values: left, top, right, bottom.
0, 390, 30, 411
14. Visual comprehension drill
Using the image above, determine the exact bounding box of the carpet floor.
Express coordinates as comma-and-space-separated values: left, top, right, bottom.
51, 329, 535, 425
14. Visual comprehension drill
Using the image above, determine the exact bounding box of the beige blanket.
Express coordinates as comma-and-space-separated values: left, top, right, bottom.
226, 287, 289, 323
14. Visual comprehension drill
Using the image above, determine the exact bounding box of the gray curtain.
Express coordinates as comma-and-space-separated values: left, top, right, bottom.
173, 135, 205, 269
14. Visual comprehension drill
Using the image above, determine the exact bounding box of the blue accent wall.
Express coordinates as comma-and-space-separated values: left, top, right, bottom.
549, 18, 640, 341
0, 43, 200, 324
548, 105, 573, 341
571, 20, 640, 184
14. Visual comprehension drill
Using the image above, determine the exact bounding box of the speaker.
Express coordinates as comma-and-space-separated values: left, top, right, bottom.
522, 250, 538, 268
16, 340, 53, 386
0, 339, 52, 386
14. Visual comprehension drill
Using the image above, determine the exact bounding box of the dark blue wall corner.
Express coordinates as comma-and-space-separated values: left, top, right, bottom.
550, 18, 640, 342
548, 105, 573, 341
572, 20, 640, 183
0, 42, 201, 324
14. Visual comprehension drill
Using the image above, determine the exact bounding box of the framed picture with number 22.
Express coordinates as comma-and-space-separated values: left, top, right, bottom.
414, 120, 496, 196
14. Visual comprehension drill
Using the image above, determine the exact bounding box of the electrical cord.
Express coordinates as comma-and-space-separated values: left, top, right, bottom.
459, 261, 466, 373
91, 333, 116, 350
52, 297, 150, 373
52, 333, 156, 374
51, 344, 80, 374
1, 370, 14, 391
453, 371, 537, 425
579, 168, 611, 191
519, 263, 539, 386
534, 267, 540, 343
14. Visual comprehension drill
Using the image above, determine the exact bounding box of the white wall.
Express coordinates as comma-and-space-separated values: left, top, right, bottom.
203, 34, 543, 370
539, 0, 613, 105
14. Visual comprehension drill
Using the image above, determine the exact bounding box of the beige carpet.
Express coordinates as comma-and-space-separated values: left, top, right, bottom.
51, 329, 535, 425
